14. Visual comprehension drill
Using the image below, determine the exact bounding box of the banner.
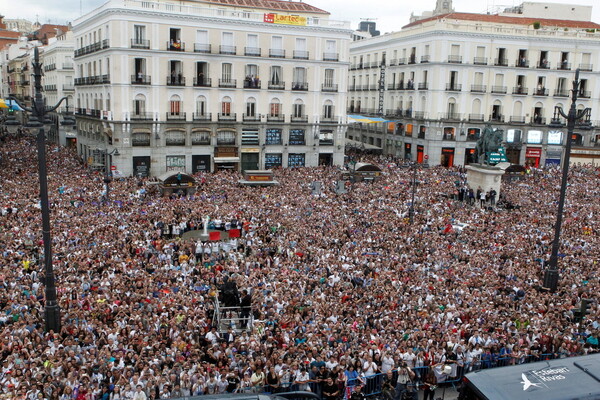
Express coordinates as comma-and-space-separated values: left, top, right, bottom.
264, 13, 307, 26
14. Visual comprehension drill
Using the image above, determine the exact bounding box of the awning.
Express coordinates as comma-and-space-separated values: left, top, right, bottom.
345, 138, 382, 150
348, 114, 390, 124
0, 99, 24, 111
214, 157, 240, 163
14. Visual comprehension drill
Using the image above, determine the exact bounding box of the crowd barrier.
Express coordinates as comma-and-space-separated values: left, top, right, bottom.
165, 352, 587, 400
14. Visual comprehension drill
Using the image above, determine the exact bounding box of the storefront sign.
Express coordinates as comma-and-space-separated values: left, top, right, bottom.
133, 156, 151, 177
264, 13, 307, 26
192, 155, 211, 173
166, 155, 185, 172
526, 147, 542, 158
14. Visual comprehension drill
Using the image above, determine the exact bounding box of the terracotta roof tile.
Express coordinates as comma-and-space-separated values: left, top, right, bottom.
198, 0, 329, 14
403, 12, 600, 30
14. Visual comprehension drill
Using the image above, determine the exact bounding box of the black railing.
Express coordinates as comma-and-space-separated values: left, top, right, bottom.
291, 115, 308, 123
323, 52, 339, 61
579, 63, 593, 71
553, 90, 570, 97
219, 45, 236, 55
473, 57, 487, 65
244, 47, 261, 56
420, 55, 430, 63
62, 63, 74, 70
494, 58, 508, 66
243, 79, 261, 89
218, 113, 237, 121
322, 84, 338, 92
218, 79, 237, 88
489, 114, 504, 122
130, 112, 154, 120
491, 86, 507, 94
242, 113, 261, 122
443, 113, 461, 120
538, 61, 550, 69
516, 59, 529, 68
167, 41, 185, 51
512, 87, 528, 95
166, 112, 186, 121
269, 49, 285, 58
531, 116, 547, 125
533, 88, 549, 96
267, 114, 285, 122
509, 116, 526, 123
468, 114, 484, 121
558, 61, 571, 70
268, 81, 285, 90
193, 112, 212, 121
291, 82, 308, 91
167, 76, 186, 86
293, 50, 309, 60
131, 39, 150, 49
448, 55, 462, 63
194, 43, 211, 53
131, 75, 151, 85
62, 84, 75, 91
193, 77, 211, 87
417, 83, 428, 90
445, 83, 462, 91
470, 85, 486, 93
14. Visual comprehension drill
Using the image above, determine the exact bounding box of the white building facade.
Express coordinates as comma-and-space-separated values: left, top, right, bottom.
348, 5, 600, 167
72, 0, 351, 177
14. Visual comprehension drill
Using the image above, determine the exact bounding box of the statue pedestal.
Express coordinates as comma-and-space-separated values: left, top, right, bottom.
466, 164, 505, 198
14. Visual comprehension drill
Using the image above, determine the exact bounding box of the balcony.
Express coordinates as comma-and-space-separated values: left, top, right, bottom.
193, 77, 211, 87
292, 82, 308, 91
398, 57, 406, 65
269, 49, 285, 58
388, 59, 397, 66
489, 114, 504, 122
448, 55, 462, 63
267, 114, 285, 123
268, 81, 285, 90
219, 45, 236, 55
244, 47, 261, 56
405, 82, 415, 90
193, 112, 212, 121
167, 76, 186, 86
553, 90, 570, 97
130, 112, 154, 121
293, 50, 309, 60
194, 43, 211, 53
549, 117, 565, 126
131, 74, 151, 85
167, 41, 185, 51
166, 112, 186, 121
516, 59, 529, 68
323, 52, 339, 61
494, 58, 508, 66
414, 111, 426, 119
579, 63, 593, 72
74, 40, 108, 57
20, 80, 30, 86
322, 84, 338, 92
131, 39, 150, 49
512, 87, 528, 95
420, 55, 430, 63
218, 113, 237, 121
442, 113, 461, 121
538, 61, 550, 69
491, 86, 507, 94
387, 83, 398, 90
408, 55, 417, 64
291, 115, 308, 123
470, 85, 486, 93
417, 82, 428, 90
468, 114, 484, 122
63, 84, 75, 91
531, 116, 547, 125
243, 79, 261, 89
473, 57, 488, 65
62, 63, 74, 70
242, 113, 261, 122
579, 91, 591, 99
533, 88, 549, 96
509, 116, 526, 123
445, 83, 462, 91
403, 111, 412, 118
218, 79, 237, 88
44, 64, 56, 72
44, 84, 57, 92
558, 61, 571, 70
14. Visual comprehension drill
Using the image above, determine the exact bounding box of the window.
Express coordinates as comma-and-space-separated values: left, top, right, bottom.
288, 153, 305, 167
195, 97, 206, 116
443, 127, 455, 140
269, 99, 281, 116
133, 25, 146, 43
319, 130, 334, 145
134, 58, 146, 77
293, 67, 306, 83
132, 132, 150, 146
506, 129, 522, 143
289, 129, 305, 145
222, 63, 232, 82
466, 128, 480, 141
217, 130, 236, 145
547, 130, 563, 145
324, 69, 334, 87
221, 97, 232, 115
246, 98, 256, 117
292, 101, 305, 118
191, 131, 211, 145
169, 96, 181, 115
270, 66, 282, 86
265, 153, 282, 168
265, 129, 282, 145
241, 129, 259, 145
527, 130, 543, 144
133, 94, 146, 116
166, 130, 185, 146
222, 32, 234, 46
323, 101, 334, 119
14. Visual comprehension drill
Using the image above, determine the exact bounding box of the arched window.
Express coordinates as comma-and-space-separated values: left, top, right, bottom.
245, 97, 256, 118
323, 100, 334, 120
191, 130, 211, 145
195, 96, 207, 118
165, 130, 186, 146
169, 95, 182, 115
292, 99, 305, 120
133, 94, 146, 118
217, 130, 236, 145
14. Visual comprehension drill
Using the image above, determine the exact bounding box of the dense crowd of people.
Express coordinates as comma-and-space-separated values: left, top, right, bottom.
0, 133, 598, 400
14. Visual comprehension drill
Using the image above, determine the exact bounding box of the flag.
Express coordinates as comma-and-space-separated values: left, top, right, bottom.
228, 229, 240, 238
209, 231, 221, 241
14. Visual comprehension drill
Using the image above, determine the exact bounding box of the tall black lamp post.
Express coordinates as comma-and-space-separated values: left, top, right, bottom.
10, 47, 70, 332
543, 69, 591, 292
100, 148, 120, 201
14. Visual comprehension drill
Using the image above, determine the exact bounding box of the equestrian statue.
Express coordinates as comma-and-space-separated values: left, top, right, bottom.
475, 124, 504, 165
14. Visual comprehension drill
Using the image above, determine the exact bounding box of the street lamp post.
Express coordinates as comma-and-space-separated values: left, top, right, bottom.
100, 148, 119, 201
10, 47, 70, 332
543, 69, 591, 292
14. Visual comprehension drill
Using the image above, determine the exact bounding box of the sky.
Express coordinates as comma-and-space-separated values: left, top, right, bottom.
2, 0, 600, 34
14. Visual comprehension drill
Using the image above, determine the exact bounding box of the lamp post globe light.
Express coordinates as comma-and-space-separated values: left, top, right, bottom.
543, 69, 591, 293
4, 112, 21, 135
9, 47, 71, 333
